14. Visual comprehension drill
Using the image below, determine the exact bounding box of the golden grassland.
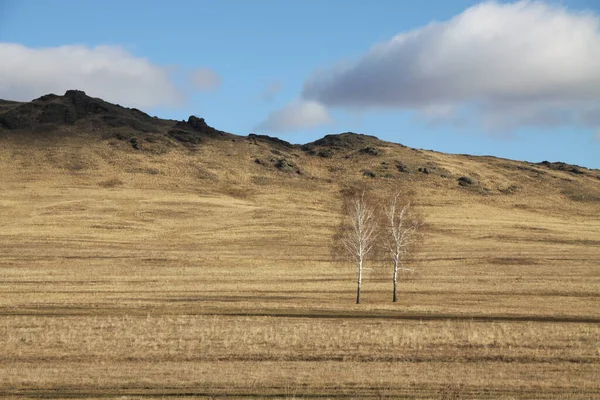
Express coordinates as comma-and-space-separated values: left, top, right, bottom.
0, 134, 599, 399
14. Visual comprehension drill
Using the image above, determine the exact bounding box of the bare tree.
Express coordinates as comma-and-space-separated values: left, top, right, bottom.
340, 191, 378, 304
383, 194, 419, 302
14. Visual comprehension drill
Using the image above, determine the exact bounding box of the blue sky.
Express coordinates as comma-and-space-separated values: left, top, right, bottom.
1, 0, 599, 169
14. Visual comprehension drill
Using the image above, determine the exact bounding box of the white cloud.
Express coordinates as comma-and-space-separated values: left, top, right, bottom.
255, 100, 332, 132
302, 1, 600, 133
189, 67, 221, 91
0, 43, 194, 108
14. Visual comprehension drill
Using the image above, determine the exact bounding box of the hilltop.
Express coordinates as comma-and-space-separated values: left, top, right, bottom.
1, 90, 598, 204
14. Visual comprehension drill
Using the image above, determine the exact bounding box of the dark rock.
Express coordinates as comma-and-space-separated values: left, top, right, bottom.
36, 94, 60, 102
248, 133, 294, 148
362, 170, 376, 178
458, 176, 477, 186
275, 158, 299, 173
64, 90, 110, 115
305, 132, 380, 150
168, 129, 203, 144
64, 89, 87, 98
569, 167, 584, 174
538, 161, 586, 175
129, 137, 140, 150
396, 162, 410, 173
37, 103, 77, 124
173, 116, 225, 139
0, 110, 28, 129
254, 158, 267, 165
187, 115, 209, 130
360, 146, 381, 156
303, 146, 333, 158
418, 167, 430, 174
0, 89, 156, 131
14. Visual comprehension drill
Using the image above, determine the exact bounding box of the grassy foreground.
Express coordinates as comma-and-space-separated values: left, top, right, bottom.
0, 136, 599, 399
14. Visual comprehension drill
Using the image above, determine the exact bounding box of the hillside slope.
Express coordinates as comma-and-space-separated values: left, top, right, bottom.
1, 90, 598, 200
1, 89, 598, 312
0, 91, 599, 398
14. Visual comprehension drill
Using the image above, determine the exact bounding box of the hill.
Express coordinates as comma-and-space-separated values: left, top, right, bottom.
1, 90, 598, 201
0, 91, 598, 398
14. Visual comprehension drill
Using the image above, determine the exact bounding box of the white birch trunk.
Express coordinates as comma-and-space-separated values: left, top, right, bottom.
393, 256, 399, 302
357, 258, 363, 304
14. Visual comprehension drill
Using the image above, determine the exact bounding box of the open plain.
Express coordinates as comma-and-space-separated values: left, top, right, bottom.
0, 92, 599, 399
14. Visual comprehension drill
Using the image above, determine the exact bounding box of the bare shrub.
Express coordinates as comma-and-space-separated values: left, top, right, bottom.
97, 178, 124, 188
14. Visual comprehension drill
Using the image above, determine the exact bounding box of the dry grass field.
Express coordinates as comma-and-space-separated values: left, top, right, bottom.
0, 94, 599, 399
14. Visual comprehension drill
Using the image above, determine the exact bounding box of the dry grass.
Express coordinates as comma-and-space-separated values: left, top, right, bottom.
0, 137, 599, 399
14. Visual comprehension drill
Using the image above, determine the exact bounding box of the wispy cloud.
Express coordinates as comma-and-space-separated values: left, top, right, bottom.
259, 81, 283, 102
302, 1, 600, 134
0, 43, 219, 109
255, 99, 332, 132
189, 67, 221, 91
